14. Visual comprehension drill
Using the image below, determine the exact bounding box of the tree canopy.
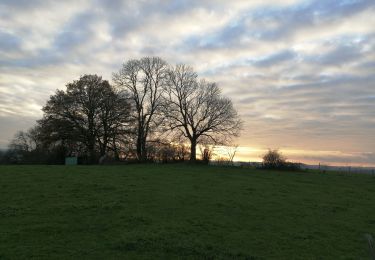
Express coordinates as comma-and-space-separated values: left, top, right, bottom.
40, 74, 131, 163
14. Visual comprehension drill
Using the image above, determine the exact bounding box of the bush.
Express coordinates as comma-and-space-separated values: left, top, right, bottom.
262, 149, 285, 168
261, 149, 301, 171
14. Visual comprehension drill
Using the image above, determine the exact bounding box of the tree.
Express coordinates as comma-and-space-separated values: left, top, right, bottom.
41, 74, 131, 163
262, 149, 286, 169
8, 130, 37, 153
262, 149, 301, 170
96, 89, 132, 159
226, 144, 239, 165
113, 57, 168, 161
150, 141, 190, 163
7, 125, 53, 164
163, 64, 242, 161
7, 129, 35, 163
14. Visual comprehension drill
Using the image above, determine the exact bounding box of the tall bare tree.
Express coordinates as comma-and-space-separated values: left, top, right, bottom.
113, 57, 168, 161
164, 64, 242, 161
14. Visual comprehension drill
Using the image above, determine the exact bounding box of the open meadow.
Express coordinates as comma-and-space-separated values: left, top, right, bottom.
0, 164, 374, 259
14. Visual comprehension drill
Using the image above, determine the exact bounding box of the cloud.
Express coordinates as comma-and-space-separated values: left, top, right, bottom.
0, 31, 21, 51
252, 50, 297, 67
0, 0, 374, 166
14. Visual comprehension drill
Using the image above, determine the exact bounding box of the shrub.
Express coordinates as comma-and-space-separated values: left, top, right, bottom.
262, 149, 285, 168
261, 149, 301, 171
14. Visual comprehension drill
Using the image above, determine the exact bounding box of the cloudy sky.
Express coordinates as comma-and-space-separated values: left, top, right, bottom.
1, 0, 374, 166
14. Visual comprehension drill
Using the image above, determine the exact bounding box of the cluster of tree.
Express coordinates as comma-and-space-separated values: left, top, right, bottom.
261, 149, 301, 171
3, 57, 242, 164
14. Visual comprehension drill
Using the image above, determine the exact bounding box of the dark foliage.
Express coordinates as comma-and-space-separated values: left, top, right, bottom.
40, 74, 132, 164
261, 149, 301, 171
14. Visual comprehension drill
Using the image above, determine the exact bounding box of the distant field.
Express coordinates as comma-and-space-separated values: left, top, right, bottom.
0, 164, 374, 259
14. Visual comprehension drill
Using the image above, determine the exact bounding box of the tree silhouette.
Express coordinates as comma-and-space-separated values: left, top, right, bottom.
113, 57, 168, 161
163, 64, 242, 161
41, 74, 131, 163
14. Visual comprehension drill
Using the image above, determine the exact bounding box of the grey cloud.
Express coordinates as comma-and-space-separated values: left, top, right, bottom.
306, 35, 374, 66
203, 35, 371, 79
1, 9, 108, 68
293, 152, 375, 165
253, 0, 374, 41
237, 72, 375, 146
0, 31, 21, 51
93, 0, 204, 38
181, 0, 374, 50
252, 50, 296, 67
317, 45, 363, 65
53, 11, 98, 53
0, 0, 45, 10
0, 50, 64, 68
181, 18, 249, 50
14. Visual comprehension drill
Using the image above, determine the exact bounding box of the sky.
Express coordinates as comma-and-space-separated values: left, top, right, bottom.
0, 0, 374, 166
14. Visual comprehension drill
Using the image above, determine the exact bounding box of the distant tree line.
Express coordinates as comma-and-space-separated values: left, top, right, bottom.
1, 57, 242, 164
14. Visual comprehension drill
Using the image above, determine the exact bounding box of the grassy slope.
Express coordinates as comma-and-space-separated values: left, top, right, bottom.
0, 164, 374, 259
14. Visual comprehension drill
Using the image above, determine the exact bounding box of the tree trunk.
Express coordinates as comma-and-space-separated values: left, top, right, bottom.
113, 139, 119, 161
190, 138, 197, 161
88, 115, 96, 164
141, 138, 147, 161
99, 139, 107, 157
88, 141, 96, 164
136, 136, 148, 162
136, 118, 142, 161
136, 135, 142, 161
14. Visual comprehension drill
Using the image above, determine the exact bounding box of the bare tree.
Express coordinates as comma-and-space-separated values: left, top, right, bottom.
164, 64, 242, 161
226, 144, 239, 165
9, 131, 35, 153
113, 57, 168, 161
7, 125, 53, 163
8, 126, 42, 154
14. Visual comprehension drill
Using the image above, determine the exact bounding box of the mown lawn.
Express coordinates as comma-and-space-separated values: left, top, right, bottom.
0, 164, 374, 259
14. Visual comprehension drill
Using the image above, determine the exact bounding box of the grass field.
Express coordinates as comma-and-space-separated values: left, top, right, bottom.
0, 164, 374, 259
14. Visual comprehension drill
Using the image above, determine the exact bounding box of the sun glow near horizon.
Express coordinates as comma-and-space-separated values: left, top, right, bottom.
210, 146, 375, 167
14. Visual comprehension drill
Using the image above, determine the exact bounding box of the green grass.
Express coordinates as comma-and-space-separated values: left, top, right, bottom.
0, 164, 374, 259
